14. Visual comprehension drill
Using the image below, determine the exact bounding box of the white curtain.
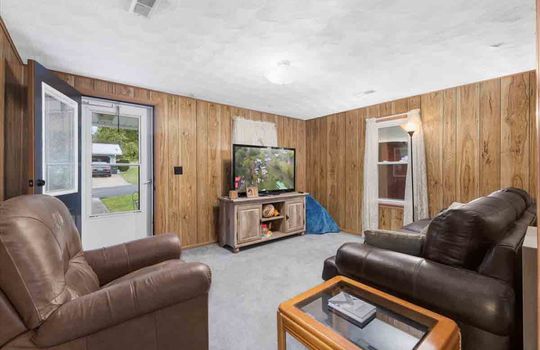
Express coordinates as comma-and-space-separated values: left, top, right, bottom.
232, 117, 277, 146
403, 109, 429, 225
362, 118, 379, 230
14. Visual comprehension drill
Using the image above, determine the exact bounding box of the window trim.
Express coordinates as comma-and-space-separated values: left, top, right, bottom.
378, 198, 405, 207
377, 161, 408, 165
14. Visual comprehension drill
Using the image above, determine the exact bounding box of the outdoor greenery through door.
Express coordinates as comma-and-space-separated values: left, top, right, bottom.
91, 113, 140, 214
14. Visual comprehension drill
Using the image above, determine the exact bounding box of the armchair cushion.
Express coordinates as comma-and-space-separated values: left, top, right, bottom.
364, 229, 424, 256
0, 195, 99, 329
33, 261, 211, 347
0, 290, 26, 347
336, 243, 514, 336
84, 233, 182, 286
104, 260, 182, 287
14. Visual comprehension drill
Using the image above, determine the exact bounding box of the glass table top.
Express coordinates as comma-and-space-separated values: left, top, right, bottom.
294, 282, 429, 350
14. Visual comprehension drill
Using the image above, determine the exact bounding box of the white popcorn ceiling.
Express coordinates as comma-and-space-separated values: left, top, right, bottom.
2, 0, 535, 119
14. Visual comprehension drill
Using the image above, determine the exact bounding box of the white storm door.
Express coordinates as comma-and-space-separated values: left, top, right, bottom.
81, 97, 153, 250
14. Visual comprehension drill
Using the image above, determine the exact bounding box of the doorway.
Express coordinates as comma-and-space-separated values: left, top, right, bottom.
81, 97, 153, 249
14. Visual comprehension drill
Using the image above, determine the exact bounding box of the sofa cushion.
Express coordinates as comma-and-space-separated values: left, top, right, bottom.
0, 195, 99, 329
423, 196, 517, 269
487, 190, 526, 219
364, 229, 425, 256
400, 218, 431, 234
335, 243, 515, 336
400, 202, 463, 235
504, 187, 533, 207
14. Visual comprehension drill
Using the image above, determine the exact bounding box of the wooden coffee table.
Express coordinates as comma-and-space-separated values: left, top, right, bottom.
277, 276, 460, 350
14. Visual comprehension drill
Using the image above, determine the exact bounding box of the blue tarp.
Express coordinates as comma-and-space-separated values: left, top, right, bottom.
306, 195, 340, 234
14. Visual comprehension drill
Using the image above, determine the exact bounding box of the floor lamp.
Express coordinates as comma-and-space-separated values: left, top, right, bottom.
401, 122, 417, 222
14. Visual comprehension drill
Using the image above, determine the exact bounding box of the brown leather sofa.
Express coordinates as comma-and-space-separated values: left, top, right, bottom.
322, 188, 536, 350
0, 195, 212, 350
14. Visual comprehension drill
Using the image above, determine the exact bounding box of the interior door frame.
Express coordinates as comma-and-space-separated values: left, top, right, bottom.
43, 74, 161, 236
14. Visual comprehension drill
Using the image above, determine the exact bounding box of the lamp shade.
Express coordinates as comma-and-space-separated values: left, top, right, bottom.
401, 110, 421, 134
400, 121, 417, 133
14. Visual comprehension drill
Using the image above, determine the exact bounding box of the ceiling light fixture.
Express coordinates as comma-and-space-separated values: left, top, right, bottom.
128, 0, 162, 18
265, 60, 295, 85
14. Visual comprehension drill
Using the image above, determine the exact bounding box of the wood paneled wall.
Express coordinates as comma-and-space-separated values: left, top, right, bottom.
306, 71, 537, 233
0, 18, 306, 248
2, 17, 535, 244
0, 19, 26, 201
53, 72, 306, 248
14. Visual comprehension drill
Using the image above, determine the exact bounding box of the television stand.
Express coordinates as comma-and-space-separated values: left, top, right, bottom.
218, 192, 308, 253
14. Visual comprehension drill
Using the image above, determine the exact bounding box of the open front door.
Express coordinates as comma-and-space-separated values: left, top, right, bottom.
27, 60, 82, 230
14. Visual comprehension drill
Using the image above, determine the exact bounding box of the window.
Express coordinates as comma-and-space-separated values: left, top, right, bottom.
377, 124, 409, 204
42, 83, 78, 196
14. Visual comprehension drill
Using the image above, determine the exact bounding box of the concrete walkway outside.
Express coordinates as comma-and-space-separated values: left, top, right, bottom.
92, 174, 130, 188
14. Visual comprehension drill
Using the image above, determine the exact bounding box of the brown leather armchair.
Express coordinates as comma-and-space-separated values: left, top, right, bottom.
0, 195, 211, 350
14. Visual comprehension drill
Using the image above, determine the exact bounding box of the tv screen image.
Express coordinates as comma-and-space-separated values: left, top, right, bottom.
233, 145, 295, 194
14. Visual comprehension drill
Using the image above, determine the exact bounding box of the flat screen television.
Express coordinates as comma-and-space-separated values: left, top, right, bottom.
232, 144, 295, 195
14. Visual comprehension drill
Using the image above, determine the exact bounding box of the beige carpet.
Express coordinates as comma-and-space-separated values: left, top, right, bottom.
182, 232, 363, 350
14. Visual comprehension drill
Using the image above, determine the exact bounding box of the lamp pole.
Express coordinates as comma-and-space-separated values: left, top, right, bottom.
408, 130, 415, 222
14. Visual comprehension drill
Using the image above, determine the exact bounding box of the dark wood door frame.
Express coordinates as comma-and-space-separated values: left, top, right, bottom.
26, 61, 35, 192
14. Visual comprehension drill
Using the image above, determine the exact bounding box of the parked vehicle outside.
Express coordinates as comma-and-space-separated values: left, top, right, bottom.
92, 162, 112, 177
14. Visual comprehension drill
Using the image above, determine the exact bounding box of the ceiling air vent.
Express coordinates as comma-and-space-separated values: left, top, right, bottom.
128, 0, 162, 18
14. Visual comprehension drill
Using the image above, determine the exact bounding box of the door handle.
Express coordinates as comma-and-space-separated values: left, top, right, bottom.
36, 179, 46, 187
143, 180, 152, 185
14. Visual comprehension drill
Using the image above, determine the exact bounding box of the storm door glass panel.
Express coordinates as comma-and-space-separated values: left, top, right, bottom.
42, 83, 78, 196
90, 113, 141, 215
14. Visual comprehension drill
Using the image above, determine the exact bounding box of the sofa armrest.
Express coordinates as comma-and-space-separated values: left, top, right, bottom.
336, 243, 514, 336
84, 233, 182, 285
33, 262, 210, 347
364, 229, 424, 256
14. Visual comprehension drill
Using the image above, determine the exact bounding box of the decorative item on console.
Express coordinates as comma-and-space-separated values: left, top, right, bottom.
261, 223, 272, 238
247, 186, 259, 198
262, 204, 280, 218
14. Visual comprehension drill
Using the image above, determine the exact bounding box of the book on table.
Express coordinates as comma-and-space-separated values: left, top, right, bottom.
327, 292, 377, 327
